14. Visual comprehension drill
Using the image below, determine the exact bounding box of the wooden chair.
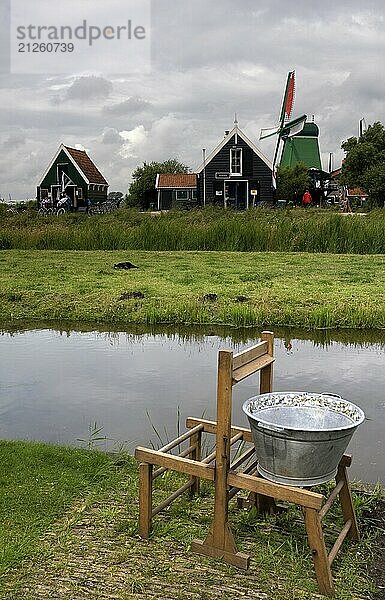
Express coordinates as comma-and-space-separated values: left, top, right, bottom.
135, 331, 359, 597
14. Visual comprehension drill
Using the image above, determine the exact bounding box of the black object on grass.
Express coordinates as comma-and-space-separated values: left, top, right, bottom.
113, 262, 139, 270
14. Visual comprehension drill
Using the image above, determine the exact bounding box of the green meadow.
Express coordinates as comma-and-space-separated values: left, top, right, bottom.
1, 249, 385, 329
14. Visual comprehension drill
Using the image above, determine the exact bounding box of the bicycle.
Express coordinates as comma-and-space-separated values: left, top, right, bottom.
55, 197, 71, 216
37, 199, 54, 215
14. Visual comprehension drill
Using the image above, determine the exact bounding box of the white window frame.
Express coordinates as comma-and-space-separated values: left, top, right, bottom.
230, 148, 242, 175
176, 189, 188, 200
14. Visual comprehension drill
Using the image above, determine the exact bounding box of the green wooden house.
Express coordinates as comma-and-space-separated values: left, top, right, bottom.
37, 144, 109, 209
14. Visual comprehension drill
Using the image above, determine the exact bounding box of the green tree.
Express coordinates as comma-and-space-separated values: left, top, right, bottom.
127, 159, 189, 209
276, 162, 310, 204
341, 121, 385, 207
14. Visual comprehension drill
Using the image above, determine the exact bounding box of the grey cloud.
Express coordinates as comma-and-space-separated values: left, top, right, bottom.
2, 1, 385, 197
64, 76, 113, 101
101, 128, 123, 144
3, 130, 26, 148
103, 97, 151, 115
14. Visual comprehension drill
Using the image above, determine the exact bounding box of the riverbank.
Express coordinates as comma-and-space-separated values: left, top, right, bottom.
1, 441, 384, 599
1, 250, 385, 329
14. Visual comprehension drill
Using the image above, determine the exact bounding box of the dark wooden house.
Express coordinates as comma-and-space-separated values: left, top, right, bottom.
37, 144, 109, 209
196, 123, 273, 209
155, 174, 197, 210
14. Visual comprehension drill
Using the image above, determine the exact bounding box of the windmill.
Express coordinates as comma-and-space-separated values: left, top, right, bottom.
260, 70, 307, 186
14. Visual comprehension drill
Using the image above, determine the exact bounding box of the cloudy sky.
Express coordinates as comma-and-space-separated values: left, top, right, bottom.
1, 0, 385, 199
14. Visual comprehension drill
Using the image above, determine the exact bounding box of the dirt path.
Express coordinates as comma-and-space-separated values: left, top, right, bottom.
1, 484, 382, 600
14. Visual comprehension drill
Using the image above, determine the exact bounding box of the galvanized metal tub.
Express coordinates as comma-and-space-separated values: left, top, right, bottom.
243, 392, 365, 487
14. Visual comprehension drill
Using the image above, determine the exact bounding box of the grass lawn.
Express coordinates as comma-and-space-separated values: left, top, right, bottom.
0, 441, 383, 600
1, 250, 385, 329
0, 441, 124, 578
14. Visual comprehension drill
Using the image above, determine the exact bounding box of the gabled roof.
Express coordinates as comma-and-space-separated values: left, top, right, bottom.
38, 144, 108, 186
65, 146, 108, 185
156, 173, 197, 189
196, 125, 272, 172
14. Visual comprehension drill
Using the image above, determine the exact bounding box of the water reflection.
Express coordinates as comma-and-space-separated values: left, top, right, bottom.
0, 322, 384, 484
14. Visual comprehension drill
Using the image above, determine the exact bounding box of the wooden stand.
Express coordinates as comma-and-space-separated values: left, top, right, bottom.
135, 331, 359, 597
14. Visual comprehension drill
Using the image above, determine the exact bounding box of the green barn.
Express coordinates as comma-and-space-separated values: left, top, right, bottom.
37, 144, 109, 209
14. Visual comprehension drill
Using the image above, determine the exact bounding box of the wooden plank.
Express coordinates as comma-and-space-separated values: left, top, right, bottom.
230, 446, 255, 471
200, 431, 244, 466
190, 429, 202, 495
232, 355, 275, 384
336, 463, 360, 541
191, 538, 250, 570
328, 519, 352, 565
260, 331, 274, 394
228, 461, 257, 500
135, 447, 215, 481
304, 507, 334, 597
186, 417, 253, 443
152, 444, 196, 480
340, 454, 352, 468
232, 341, 268, 371
139, 462, 152, 539
158, 424, 203, 453
212, 349, 233, 550
227, 472, 324, 510
319, 480, 344, 520
152, 480, 194, 516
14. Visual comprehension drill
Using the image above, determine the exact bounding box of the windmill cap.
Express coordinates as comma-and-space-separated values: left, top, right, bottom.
299, 123, 319, 137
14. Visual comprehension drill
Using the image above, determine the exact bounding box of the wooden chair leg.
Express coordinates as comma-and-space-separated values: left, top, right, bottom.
139, 462, 153, 539
336, 464, 360, 541
304, 507, 334, 597
190, 429, 202, 495
192, 351, 250, 570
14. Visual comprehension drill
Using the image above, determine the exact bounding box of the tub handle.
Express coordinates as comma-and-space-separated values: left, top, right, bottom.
257, 421, 286, 433
321, 392, 342, 399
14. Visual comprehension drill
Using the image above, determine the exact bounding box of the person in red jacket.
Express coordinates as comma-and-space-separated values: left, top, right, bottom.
302, 190, 312, 207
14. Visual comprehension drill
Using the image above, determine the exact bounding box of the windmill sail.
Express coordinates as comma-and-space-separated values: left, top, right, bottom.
259, 126, 281, 140
281, 114, 307, 138
279, 70, 296, 123
259, 70, 309, 185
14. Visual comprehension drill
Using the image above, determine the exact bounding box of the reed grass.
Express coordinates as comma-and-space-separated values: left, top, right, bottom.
2, 207, 385, 253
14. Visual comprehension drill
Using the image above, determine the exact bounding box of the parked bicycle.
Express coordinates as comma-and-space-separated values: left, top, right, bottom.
37, 197, 54, 215
55, 195, 71, 216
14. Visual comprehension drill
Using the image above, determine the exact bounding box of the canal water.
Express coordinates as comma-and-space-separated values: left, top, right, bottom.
0, 324, 384, 483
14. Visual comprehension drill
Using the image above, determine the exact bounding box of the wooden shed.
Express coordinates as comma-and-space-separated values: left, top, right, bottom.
155, 173, 197, 210
37, 144, 109, 209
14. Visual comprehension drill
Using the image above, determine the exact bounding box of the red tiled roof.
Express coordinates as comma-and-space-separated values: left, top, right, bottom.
348, 187, 368, 197
157, 173, 197, 188
65, 146, 108, 185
